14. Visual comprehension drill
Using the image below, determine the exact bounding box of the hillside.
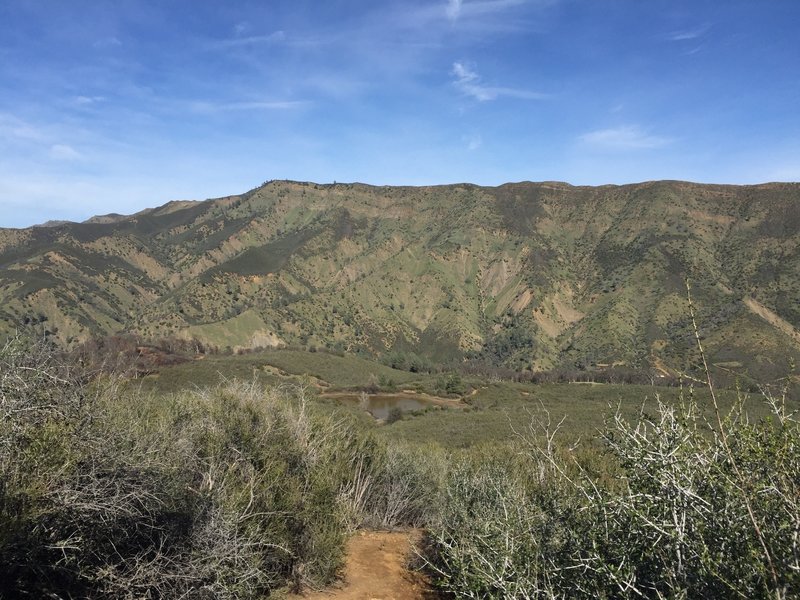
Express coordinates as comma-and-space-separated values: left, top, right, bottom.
1, 179, 799, 381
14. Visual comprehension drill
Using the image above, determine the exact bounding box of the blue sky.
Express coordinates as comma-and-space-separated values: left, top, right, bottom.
1, 0, 798, 227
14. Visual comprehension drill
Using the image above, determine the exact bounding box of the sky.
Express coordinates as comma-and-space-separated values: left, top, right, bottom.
1, 0, 799, 228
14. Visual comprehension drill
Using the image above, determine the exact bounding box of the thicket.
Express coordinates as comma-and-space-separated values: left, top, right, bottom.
0, 337, 439, 599
425, 384, 800, 598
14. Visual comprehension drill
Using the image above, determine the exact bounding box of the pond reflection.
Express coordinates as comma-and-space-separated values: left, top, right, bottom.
337, 394, 431, 420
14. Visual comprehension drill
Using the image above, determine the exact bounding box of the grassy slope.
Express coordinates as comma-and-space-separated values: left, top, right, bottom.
137, 349, 432, 394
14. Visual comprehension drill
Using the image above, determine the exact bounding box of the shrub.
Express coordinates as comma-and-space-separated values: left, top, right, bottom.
336, 435, 446, 532
425, 393, 800, 599
386, 407, 404, 424
588, 393, 800, 598
425, 455, 589, 598
0, 339, 368, 598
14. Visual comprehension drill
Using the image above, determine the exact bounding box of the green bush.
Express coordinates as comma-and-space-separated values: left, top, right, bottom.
426, 392, 800, 598
426, 456, 589, 598
386, 406, 404, 424
8, 336, 796, 599
0, 339, 367, 598
590, 394, 800, 598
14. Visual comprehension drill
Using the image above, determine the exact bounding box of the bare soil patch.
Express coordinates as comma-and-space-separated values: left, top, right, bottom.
320, 391, 464, 408
292, 530, 438, 600
744, 296, 800, 345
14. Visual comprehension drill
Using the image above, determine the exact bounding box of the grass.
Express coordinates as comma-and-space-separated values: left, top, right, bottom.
142, 350, 798, 449
380, 380, 775, 448
183, 309, 270, 348
136, 348, 437, 394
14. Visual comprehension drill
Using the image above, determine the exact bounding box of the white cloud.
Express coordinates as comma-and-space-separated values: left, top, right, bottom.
0, 114, 90, 160
225, 100, 308, 110
75, 95, 106, 105
446, 0, 534, 21
49, 144, 82, 160
451, 62, 546, 101
580, 126, 672, 150
453, 62, 479, 83
93, 36, 122, 48
410, 0, 551, 31
0, 114, 48, 142
463, 133, 482, 150
446, 0, 463, 20
190, 99, 310, 113
217, 30, 286, 48
666, 25, 710, 42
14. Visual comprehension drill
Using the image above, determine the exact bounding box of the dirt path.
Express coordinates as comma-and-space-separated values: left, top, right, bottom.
320, 391, 465, 409
293, 530, 436, 600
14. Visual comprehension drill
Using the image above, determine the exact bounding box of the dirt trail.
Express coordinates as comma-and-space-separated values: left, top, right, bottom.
320, 391, 464, 409
293, 530, 436, 600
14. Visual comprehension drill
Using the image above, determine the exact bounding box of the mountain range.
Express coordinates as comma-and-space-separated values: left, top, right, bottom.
2, 179, 798, 382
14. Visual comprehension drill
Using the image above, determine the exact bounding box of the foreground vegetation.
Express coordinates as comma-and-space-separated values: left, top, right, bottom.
0, 338, 440, 598
426, 393, 800, 598
1, 338, 798, 598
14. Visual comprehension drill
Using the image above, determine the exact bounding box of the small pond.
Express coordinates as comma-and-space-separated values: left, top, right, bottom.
333, 393, 433, 420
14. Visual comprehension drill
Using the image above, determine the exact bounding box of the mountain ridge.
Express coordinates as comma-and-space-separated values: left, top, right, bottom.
1, 179, 798, 381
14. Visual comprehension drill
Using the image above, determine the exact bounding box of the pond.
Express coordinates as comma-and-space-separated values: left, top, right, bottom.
331, 393, 433, 420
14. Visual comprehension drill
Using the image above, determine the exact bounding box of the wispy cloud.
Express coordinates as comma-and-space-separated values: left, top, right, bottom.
463, 133, 482, 150
407, 0, 551, 33
226, 100, 308, 110
216, 30, 286, 48
190, 99, 310, 113
684, 45, 705, 56
446, 0, 532, 21
580, 126, 672, 150
74, 95, 106, 105
666, 25, 710, 42
0, 113, 92, 163
50, 144, 82, 160
451, 62, 546, 101
0, 114, 48, 142
93, 36, 122, 48
446, 0, 463, 20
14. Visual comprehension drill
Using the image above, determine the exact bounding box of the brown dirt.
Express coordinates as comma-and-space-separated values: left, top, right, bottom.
743, 297, 800, 346
293, 530, 438, 600
319, 391, 465, 409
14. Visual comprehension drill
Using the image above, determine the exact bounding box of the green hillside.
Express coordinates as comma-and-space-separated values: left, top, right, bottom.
1, 180, 799, 382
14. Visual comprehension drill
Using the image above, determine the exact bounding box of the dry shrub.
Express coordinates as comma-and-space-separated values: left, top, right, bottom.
0, 340, 368, 598
425, 392, 800, 599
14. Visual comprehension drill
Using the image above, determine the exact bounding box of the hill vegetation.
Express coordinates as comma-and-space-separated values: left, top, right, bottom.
1, 180, 799, 384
